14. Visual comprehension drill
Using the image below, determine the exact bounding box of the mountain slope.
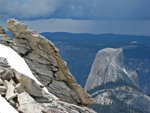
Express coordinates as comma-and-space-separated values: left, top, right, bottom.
85, 47, 150, 113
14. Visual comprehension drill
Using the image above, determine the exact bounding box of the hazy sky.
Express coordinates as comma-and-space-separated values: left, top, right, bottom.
0, 0, 150, 35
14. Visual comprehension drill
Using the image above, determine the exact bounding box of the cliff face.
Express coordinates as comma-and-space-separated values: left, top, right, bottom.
85, 48, 139, 91
0, 19, 95, 113
85, 48, 150, 113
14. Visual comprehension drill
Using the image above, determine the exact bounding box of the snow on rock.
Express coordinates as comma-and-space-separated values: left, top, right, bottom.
0, 44, 58, 100
0, 95, 18, 113
0, 44, 40, 84
95, 92, 113, 105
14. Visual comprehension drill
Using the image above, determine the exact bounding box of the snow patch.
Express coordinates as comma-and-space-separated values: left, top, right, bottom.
0, 44, 40, 84
95, 92, 113, 105
123, 68, 130, 77
0, 44, 58, 100
0, 95, 18, 113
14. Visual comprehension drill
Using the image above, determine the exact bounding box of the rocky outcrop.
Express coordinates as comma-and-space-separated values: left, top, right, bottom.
0, 20, 95, 113
85, 48, 139, 91
5, 19, 95, 105
0, 19, 94, 105
0, 57, 96, 113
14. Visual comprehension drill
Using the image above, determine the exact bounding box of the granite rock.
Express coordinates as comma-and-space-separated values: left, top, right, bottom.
0, 20, 96, 113
7, 18, 95, 105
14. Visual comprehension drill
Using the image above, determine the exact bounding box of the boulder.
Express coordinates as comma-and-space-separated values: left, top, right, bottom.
0, 78, 3, 85
4, 80, 16, 100
0, 86, 7, 92
0, 69, 6, 75
1, 70, 14, 81
15, 73, 43, 97
15, 83, 25, 93
0, 57, 10, 67
18, 92, 46, 113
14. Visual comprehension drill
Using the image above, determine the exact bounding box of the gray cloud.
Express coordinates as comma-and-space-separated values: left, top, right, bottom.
1, 0, 150, 36
0, 0, 150, 20
1, 18, 150, 36
0, 0, 61, 19
21, 19, 150, 36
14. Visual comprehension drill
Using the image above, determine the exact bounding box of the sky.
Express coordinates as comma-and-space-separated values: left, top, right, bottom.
0, 0, 150, 35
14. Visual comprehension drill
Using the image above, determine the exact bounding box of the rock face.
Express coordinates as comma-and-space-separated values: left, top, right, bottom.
0, 58, 95, 113
6, 19, 95, 105
0, 20, 96, 113
85, 48, 139, 91
85, 48, 150, 113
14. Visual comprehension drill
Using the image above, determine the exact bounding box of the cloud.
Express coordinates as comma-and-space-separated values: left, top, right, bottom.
0, 0, 61, 19
0, 0, 150, 20
21, 19, 150, 36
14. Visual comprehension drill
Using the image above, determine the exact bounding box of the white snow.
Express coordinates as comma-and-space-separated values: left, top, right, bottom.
0, 44, 41, 84
123, 68, 130, 77
0, 95, 18, 113
0, 44, 58, 101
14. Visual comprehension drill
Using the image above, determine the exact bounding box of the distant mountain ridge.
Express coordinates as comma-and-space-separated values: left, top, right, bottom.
41, 32, 150, 47
41, 32, 150, 96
